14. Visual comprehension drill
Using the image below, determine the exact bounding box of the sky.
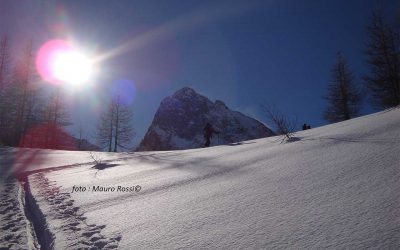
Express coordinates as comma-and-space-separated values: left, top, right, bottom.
0, 0, 399, 148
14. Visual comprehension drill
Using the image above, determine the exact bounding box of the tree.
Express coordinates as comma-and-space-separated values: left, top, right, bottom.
97, 100, 115, 152
9, 41, 43, 146
323, 53, 362, 123
364, 12, 400, 108
97, 96, 135, 152
261, 104, 297, 142
77, 120, 84, 150
0, 34, 11, 144
39, 87, 72, 149
0, 34, 10, 90
113, 96, 135, 152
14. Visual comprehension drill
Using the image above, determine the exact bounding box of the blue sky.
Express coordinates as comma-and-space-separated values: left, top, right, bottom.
1, 0, 398, 147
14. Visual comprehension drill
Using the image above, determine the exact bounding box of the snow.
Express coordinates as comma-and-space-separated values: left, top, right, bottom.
1, 108, 400, 249
0, 178, 37, 250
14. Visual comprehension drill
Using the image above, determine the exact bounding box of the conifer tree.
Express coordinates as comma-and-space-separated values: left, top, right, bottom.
323, 53, 362, 122
97, 96, 135, 152
10, 41, 43, 145
0, 34, 11, 144
364, 12, 400, 108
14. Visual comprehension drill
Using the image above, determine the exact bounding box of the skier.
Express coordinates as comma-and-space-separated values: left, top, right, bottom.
203, 123, 219, 147
302, 123, 307, 130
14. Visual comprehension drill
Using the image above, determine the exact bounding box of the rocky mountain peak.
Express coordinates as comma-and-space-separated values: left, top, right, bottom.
137, 87, 274, 151
173, 87, 197, 98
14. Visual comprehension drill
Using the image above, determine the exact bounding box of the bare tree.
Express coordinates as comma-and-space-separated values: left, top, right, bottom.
0, 34, 10, 91
364, 12, 400, 109
323, 53, 362, 122
97, 96, 135, 152
0, 34, 11, 144
113, 96, 135, 152
77, 120, 84, 150
89, 151, 103, 165
10, 41, 43, 146
40, 87, 72, 148
97, 101, 115, 152
261, 104, 297, 142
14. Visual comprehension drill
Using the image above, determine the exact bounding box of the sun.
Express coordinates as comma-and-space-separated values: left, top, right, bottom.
36, 39, 94, 85
52, 50, 93, 84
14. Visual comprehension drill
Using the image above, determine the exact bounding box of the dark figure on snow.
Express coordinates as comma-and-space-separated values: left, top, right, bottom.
303, 123, 312, 130
204, 123, 219, 147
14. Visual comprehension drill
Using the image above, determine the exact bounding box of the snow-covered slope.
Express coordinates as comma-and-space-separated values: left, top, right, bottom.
1, 108, 399, 249
137, 87, 274, 151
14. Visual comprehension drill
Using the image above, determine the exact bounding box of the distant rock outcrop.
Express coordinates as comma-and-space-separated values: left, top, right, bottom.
137, 87, 274, 151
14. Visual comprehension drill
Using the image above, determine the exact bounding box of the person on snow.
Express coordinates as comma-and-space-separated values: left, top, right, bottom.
203, 123, 219, 147
302, 123, 307, 130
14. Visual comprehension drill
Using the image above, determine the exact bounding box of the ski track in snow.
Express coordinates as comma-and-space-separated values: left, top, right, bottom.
0, 178, 32, 250
29, 172, 121, 249
0, 170, 121, 249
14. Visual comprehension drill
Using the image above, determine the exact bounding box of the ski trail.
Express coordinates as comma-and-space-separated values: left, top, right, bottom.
23, 175, 55, 250
0, 177, 38, 250
29, 173, 121, 249
1, 168, 121, 249
19, 180, 41, 250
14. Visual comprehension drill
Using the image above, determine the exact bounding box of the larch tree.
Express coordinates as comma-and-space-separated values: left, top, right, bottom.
0, 34, 10, 90
323, 53, 362, 123
112, 96, 135, 152
97, 100, 115, 152
10, 41, 43, 146
0, 34, 11, 144
364, 12, 400, 109
40, 87, 72, 149
97, 96, 135, 152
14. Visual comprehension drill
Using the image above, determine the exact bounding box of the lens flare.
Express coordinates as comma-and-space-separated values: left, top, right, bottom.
52, 51, 92, 84
112, 79, 137, 105
36, 39, 93, 85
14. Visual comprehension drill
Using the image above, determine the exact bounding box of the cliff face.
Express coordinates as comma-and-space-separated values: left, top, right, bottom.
137, 87, 274, 151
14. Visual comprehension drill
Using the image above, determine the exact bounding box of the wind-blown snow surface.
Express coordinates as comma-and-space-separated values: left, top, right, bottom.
1, 108, 400, 249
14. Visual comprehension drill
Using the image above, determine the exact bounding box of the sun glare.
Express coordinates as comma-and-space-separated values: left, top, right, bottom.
36, 39, 94, 85
52, 51, 92, 84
